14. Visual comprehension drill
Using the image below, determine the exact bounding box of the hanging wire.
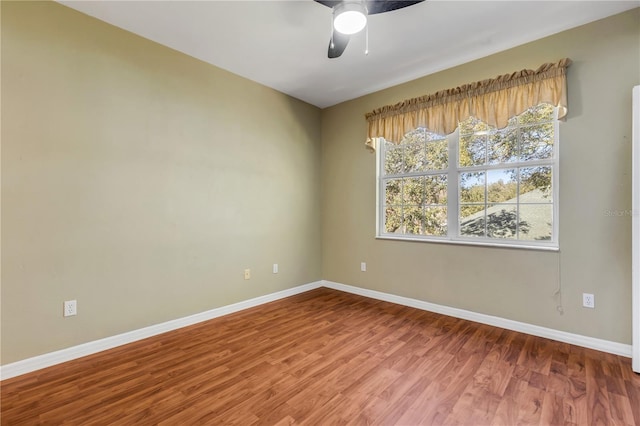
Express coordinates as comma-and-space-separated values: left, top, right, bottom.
330, 10, 334, 49
554, 251, 564, 314
365, 23, 369, 55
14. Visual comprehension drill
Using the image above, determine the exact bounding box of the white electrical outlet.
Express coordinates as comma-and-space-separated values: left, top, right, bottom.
360, 262, 367, 272
64, 300, 77, 317
244, 269, 251, 280
582, 293, 595, 308
273, 264, 278, 274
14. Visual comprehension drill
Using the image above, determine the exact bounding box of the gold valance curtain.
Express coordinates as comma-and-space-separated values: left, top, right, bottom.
365, 58, 572, 151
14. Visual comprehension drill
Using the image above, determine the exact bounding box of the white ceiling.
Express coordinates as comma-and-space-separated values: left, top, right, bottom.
59, 0, 638, 108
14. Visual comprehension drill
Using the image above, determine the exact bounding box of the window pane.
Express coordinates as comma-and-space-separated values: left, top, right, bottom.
403, 206, 423, 235
403, 177, 424, 205
460, 172, 485, 204
460, 206, 486, 237
385, 179, 402, 206
424, 207, 447, 236
459, 134, 486, 167
426, 139, 448, 170
487, 169, 517, 203
488, 128, 518, 164
425, 175, 447, 205
425, 132, 447, 142
401, 128, 425, 145
518, 104, 554, 125
520, 122, 554, 161
519, 204, 553, 241
385, 206, 402, 233
384, 145, 403, 175
404, 142, 427, 173
459, 116, 490, 135
486, 204, 517, 239
519, 167, 552, 200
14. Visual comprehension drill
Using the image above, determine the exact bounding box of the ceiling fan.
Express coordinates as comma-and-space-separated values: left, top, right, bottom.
314, 0, 425, 58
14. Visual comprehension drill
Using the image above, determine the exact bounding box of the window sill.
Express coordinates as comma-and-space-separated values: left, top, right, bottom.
375, 235, 559, 252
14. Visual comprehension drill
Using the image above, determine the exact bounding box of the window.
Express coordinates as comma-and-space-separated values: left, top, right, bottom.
377, 104, 558, 249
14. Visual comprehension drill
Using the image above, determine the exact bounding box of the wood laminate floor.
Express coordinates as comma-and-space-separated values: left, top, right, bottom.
2, 288, 639, 425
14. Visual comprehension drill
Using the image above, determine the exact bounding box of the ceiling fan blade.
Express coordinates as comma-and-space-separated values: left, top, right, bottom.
314, 0, 425, 14
366, 0, 425, 15
314, 0, 341, 8
328, 30, 350, 58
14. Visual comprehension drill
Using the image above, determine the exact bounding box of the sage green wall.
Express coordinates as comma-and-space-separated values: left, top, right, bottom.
1, 1, 322, 364
321, 9, 640, 344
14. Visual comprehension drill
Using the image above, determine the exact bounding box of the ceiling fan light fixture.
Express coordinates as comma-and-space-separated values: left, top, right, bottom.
333, 2, 367, 35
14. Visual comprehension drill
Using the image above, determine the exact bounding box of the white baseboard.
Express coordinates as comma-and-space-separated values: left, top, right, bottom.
2, 279, 631, 381
0, 281, 324, 380
322, 280, 633, 358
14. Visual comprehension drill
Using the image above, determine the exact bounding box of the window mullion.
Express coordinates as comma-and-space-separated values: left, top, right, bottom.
447, 131, 459, 238
553, 107, 560, 244
458, 159, 553, 173
377, 140, 384, 236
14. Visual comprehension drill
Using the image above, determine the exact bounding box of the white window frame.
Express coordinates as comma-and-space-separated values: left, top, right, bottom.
376, 108, 559, 251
